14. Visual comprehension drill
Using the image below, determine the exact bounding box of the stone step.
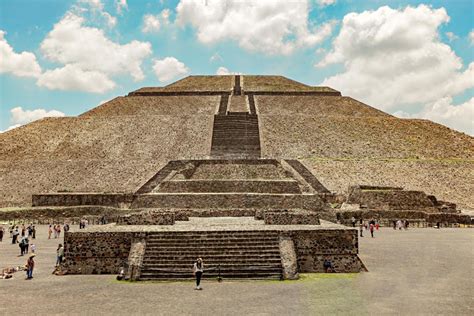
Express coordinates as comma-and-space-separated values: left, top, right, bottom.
144, 246, 280, 253
145, 243, 279, 249
142, 255, 281, 261
139, 272, 281, 280
142, 259, 282, 266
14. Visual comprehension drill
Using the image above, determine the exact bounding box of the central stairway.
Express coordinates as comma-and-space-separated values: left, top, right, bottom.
139, 230, 283, 280
210, 113, 261, 158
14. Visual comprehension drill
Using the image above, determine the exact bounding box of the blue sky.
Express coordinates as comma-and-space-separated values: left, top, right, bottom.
0, 0, 473, 134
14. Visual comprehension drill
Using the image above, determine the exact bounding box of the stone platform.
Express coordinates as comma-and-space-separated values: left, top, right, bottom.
63, 217, 364, 279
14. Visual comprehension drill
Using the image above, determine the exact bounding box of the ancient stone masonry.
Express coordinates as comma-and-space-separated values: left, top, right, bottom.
4, 74, 471, 281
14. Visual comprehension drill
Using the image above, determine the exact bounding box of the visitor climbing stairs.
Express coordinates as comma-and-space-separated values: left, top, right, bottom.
139, 231, 283, 280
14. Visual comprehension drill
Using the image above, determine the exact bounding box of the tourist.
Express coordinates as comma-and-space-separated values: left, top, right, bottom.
375, 221, 380, 231
193, 258, 204, 290
19, 236, 28, 256
25, 254, 35, 280
369, 223, 375, 238
57, 225, 62, 238
0, 225, 4, 242
64, 223, 70, 233
396, 219, 403, 230
351, 217, 356, 227
12, 226, 19, 244
392, 220, 397, 230
56, 244, 64, 266
323, 259, 334, 273
9, 225, 14, 238
31, 243, 36, 253
48, 225, 52, 239
32, 225, 36, 239
404, 220, 409, 230
359, 221, 364, 237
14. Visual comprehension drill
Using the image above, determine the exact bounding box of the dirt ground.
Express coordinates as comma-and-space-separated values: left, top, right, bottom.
0, 225, 472, 315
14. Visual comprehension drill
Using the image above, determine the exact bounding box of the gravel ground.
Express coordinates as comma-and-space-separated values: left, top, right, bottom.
0, 225, 472, 315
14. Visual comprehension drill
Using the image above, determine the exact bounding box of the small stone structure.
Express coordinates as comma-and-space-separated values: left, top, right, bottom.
117, 210, 175, 225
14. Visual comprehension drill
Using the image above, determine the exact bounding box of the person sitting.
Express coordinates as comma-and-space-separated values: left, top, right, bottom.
323, 259, 334, 273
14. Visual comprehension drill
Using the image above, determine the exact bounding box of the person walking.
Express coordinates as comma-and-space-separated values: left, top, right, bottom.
193, 258, 204, 290
48, 225, 52, 239
56, 244, 64, 266
26, 254, 35, 280
32, 225, 36, 239
370, 223, 375, 238
19, 236, 25, 256
0, 226, 4, 242
359, 221, 364, 237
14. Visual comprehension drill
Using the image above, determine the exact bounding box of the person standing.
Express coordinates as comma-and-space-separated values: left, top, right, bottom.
26, 254, 35, 280
193, 258, 204, 290
56, 244, 64, 266
359, 220, 364, 237
351, 217, 356, 227
0, 226, 4, 242
32, 225, 36, 239
12, 227, 19, 244
48, 225, 52, 239
397, 219, 403, 230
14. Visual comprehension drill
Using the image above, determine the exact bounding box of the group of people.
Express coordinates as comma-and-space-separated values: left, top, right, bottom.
393, 219, 410, 230
8, 224, 36, 244
48, 224, 69, 239
351, 217, 379, 238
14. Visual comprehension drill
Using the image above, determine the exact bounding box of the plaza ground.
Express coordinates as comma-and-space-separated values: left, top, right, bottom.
0, 225, 472, 315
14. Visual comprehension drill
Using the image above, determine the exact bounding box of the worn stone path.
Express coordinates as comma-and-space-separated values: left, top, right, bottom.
0, 225, 472, 315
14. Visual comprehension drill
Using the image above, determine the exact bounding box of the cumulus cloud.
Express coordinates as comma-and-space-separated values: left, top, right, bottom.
38, 12, 151, 92
152, 57, 189, 82
318, 5, 473, 110
420, 97, 474, 135
210, 52, 223, 62
142, 14, 161, 33
0, 106, 65, 133
78, 0, 117, 27
0, 30, 42, 78
37, 64, 116, 93
469, 30, 474, 45
216, 67, 240, 75
176, 0, 334, 55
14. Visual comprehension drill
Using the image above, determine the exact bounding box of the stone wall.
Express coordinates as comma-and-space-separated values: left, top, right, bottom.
63, 231, 134, 274
131, 193, 327, 210
32, 193, 135, 208
117, 210, 175, 225
346, 186, 436, 211
284, 229, 363, 273
263, 212, 320, 225
336, 210, 471, 226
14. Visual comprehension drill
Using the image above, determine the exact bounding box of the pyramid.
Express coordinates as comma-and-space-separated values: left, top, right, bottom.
1, 75, 472, 211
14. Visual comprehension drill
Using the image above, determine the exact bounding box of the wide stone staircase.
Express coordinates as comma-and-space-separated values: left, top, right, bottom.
139, 230, 283, 280
210, 113, 261, 158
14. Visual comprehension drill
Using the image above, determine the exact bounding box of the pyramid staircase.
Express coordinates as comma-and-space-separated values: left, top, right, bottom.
139, 230, 283, 280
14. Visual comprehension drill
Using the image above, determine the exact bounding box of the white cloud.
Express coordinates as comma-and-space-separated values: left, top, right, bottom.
115, 0, 127, 14
445, 31, 458, 42
0, 30, 42, 78
142, 14, 161, 33
78, 0, 117, 27
216, 67, 240, 75
469, 30, 474, 45
318, 5, 473, 111
161, 9, 171, 25
39, 12, 151, 92
420, 97, 474, 136
0, 106, 66, 132
152, 57, 189, 82
210, 52, 223, 62
37, 64, 116, 93
317, 0, 336, 6
176, 0, 334, 55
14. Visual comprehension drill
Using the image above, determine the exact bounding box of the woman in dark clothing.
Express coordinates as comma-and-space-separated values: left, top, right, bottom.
193, 258, 204, 290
